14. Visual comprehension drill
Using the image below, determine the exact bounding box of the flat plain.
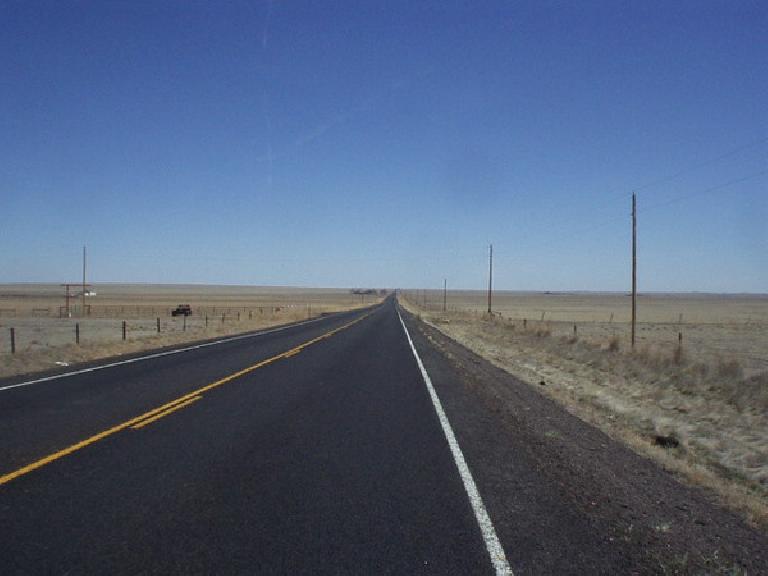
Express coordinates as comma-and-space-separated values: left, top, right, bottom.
410, 290, 768, 377
0, 283, 378, 378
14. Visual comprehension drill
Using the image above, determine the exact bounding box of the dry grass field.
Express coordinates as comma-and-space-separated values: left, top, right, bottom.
409, 290, 768, 377
0, 284, 379, 379
401, 290, 768, 525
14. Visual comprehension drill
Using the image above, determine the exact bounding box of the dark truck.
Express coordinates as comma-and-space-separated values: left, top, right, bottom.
171, 304, 192, 317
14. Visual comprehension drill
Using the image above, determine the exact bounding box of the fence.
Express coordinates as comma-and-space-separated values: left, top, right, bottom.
399, 290, 768, 375
0, 304, 321, 355
0, 304, 307, 320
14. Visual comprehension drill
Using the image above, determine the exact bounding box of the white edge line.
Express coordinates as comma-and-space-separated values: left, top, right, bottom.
397, 308, 513, 576
0, 312, 349, 393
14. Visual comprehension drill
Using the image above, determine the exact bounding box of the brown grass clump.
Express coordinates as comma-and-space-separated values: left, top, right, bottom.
607, 335, 621, 352
717, 357, 743, 379
534, 325, 551, 338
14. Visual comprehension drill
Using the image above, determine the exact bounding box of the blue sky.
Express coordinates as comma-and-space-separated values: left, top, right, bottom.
1, 1, 766, 292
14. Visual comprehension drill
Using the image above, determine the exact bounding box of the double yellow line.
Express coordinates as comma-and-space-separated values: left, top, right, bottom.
0, 312, 371, 487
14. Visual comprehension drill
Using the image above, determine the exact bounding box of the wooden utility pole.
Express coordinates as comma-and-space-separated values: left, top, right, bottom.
82, 245, 87, 317
631, 193, 637, 348
443, 278, 447, 312
487, 244, 493, 314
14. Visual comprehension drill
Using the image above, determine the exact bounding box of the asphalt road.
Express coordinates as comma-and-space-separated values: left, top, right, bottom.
0, 298, 498, 574
1, 297, 765, 574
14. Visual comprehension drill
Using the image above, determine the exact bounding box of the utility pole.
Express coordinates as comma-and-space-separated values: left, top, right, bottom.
82, 245, 87, 317
487, 243, 493, 314
443, 278, 447, 312
631, 193, 637, 348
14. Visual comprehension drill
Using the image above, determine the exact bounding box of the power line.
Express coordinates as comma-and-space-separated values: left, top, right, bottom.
638, 167, 768, 214
606, 135, 768, 202
492, 166, 768, 258
632, 136, 768, 195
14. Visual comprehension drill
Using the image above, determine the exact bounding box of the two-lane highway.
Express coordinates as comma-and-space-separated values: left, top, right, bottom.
0, 298, 507, 574
6, 297, 766, 574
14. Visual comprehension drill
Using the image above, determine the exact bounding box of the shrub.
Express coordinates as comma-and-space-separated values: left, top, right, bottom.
716, 358, 743, 379
607, 335, 620, 352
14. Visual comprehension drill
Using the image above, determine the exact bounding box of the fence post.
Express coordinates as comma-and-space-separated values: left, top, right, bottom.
221, 313, 225, 324
523, 318, 527, 330
673, 330, 684, 363
205, 314, 209, 328
249, 310, 252, 320
237, 312, 241, 322
183, 315, 187, 331
573, 324, 577, 338
76, 323, 80, 345
10, 327, 15, 354
122, 320, 126, 341
157, 317, 161, 333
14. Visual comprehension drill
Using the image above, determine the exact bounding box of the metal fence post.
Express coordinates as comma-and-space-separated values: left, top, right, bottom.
122, 320, 126, 341
10, 327, 15, 354
76, 322, 80, 345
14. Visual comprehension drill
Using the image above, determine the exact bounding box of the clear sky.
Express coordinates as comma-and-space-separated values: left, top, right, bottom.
1, 1, 766, 292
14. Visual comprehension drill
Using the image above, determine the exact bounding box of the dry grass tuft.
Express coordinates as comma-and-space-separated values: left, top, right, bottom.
717, 358, 744, 379
607, 335, 621, 352
534, 324, 551, 338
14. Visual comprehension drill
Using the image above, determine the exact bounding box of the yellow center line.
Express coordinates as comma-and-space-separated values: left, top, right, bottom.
131, 396, 203, 430
0, 311, 372, 487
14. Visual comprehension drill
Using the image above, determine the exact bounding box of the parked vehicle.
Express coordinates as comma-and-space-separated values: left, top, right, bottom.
171, 304, 192, 317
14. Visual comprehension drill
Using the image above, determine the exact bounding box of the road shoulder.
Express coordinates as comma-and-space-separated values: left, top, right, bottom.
400, 307, 767, 574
